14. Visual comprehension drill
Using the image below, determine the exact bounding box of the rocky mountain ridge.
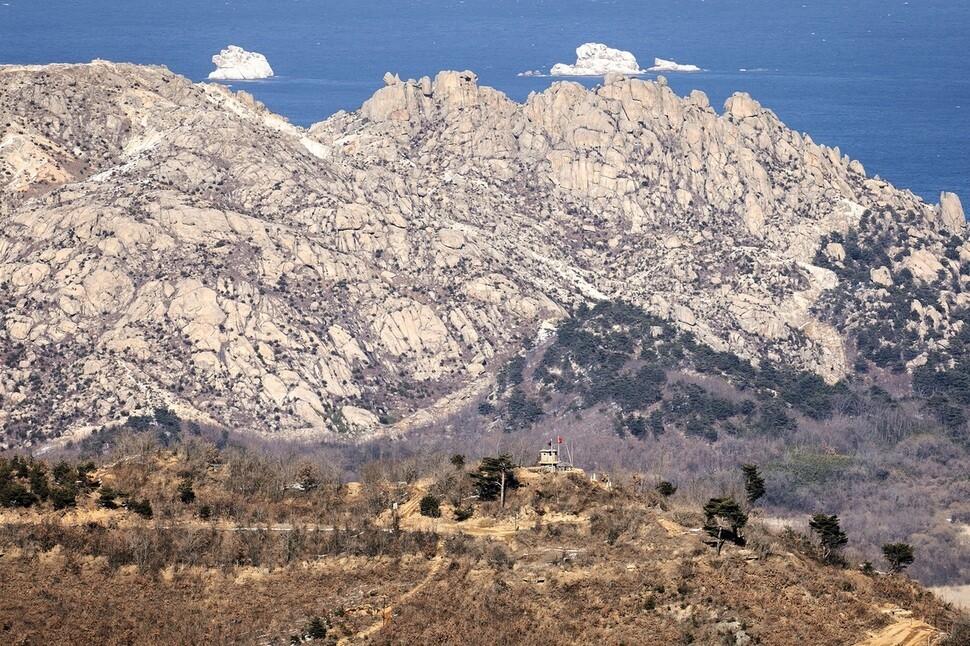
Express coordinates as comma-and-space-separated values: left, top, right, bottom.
0, 61, 965, 446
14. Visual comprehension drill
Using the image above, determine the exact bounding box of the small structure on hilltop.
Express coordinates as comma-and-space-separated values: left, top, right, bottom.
538, 443, 561, 472
538, 437, 574, 472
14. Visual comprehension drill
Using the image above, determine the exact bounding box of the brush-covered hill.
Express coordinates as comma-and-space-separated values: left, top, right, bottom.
0, 61, 967, 446
0, 443, 966, 645
463, 300, 970, 586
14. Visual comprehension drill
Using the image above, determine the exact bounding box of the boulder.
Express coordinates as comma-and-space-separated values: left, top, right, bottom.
940, 192, 966, 234
871, 266, 893, 287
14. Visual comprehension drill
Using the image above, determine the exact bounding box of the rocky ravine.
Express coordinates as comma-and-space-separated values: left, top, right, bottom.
0, 61, 965, 447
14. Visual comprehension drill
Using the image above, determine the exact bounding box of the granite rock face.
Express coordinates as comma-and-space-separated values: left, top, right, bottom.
940, 192, 966, 235
0, 62, 965, 446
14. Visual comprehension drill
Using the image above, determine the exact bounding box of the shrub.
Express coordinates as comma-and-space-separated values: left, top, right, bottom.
302, 616, 327, 640
97, 485, 119, 509
656, 481, 677, 497
177, 479, 196, 504
486, 543, 515, 570
128, 499, 153, 519
419, 494, 441, 518
443, 532, 480, 559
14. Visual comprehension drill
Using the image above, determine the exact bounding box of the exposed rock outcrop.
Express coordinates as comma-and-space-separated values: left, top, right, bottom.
550, 43, 643, 76
941, 191, 966, 234
0, 61, 965, 446
208, 45, 274, 80
648, 58, 702, 72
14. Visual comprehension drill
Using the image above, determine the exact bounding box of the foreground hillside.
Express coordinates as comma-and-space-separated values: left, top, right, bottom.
0, 61, 966, 444
0, 440, 966, 645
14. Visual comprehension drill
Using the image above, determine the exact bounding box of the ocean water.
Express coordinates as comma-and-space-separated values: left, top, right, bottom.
1, 0, 966, 204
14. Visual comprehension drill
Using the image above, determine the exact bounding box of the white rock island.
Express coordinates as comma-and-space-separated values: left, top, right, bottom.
208, 45, 274, 80
550, 43, 643, 76
648, 57, 702, 73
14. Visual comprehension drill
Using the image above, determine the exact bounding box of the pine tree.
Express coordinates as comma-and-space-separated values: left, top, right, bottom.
97, 485, 119, 509
52, 461, 75, 485
128, 498, 153, 519
656, 480, 677, 497
882, 543, 915, 573
0, 482, 37, 508
703, 497, 748, 554
50, 484, 78, 510
703, 497, 748, 535
741, 464, 766, 506
28, 462, 50, 502
470, 454, 519, 501
809, 513, 848, 563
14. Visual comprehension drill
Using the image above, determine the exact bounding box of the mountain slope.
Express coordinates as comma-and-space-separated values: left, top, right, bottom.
0, 62, 966, 446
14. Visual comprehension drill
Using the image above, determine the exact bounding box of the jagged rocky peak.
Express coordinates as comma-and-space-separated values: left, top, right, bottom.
0, 61, 966, 446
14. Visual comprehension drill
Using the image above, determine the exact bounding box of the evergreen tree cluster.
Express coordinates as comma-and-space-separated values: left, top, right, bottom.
0, 456, 94, 510
488, 300, 854, 442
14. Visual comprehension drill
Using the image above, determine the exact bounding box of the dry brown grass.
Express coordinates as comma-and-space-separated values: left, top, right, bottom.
0, 447, 965, 645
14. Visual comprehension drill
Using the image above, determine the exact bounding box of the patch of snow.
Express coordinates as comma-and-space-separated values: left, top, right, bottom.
208, 45, 274, 80
550, 43, 644, 77
648, 58, 702, 73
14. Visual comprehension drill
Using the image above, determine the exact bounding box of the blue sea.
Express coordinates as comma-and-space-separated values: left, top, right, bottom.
1, 0, 966, 204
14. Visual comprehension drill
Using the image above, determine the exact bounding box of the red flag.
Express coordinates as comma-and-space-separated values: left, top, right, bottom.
557, 436, 563, 444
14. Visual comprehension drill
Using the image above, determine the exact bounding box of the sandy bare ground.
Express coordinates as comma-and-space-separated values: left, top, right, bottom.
930, 584, 970, 611
337, 549, 446, 645
854, 608, 944, 645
